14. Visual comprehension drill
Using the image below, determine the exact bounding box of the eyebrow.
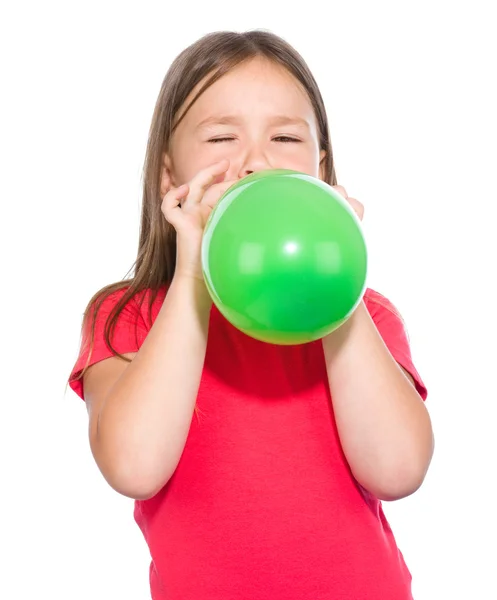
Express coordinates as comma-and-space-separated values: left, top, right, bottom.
195, 115, 311, 130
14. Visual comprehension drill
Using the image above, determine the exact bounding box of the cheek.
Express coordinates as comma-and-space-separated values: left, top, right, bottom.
179, 142, 241, 181
271, 144, 321, 174
172, 144, 212, 183
173, 140, 322, 182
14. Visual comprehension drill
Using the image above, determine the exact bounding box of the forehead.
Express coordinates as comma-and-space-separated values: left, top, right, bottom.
180, 58, 315, 126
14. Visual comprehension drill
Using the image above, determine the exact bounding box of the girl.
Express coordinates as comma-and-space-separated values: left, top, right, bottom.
68, 30, 434, 600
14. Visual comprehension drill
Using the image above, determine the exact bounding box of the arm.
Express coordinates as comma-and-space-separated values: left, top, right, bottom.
87, 275, 212, 500
84, 161, 234, 500
322, 300, 434, 501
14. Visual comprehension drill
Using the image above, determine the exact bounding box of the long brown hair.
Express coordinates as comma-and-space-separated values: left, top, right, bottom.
70, 29, 338, 385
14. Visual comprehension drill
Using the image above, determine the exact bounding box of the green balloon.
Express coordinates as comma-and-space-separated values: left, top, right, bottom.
201, 169, 368, 345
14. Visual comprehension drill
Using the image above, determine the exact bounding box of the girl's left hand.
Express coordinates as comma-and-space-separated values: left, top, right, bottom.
332, 185, 364, 221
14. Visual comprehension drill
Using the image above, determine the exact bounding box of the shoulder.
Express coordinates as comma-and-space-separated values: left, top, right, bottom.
85, 283, 167, 322
363, 287, 405, 324
363, 288, 427, 398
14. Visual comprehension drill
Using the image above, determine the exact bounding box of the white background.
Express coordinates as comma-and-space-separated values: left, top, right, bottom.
1, 1, 496, 598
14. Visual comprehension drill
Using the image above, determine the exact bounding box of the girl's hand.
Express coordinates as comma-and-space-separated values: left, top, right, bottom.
161, 159, 237, 280
332, 185, 364, 221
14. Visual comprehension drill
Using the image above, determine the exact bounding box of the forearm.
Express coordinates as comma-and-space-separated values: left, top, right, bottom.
97, 274, 212, 497
322, 301, 434, 501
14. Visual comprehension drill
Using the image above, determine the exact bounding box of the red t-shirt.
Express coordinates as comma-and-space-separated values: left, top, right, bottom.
69, 286, 427, 600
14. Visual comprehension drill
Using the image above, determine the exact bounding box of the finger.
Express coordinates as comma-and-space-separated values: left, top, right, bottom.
186, 159, 230, 204
161, 183, 189, 219
332, 185, 348, 199
201, 180, 238, 209
348, 196, 364, 221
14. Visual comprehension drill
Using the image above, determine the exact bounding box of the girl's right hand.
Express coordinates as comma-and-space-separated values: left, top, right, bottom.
161, 159, 237, 281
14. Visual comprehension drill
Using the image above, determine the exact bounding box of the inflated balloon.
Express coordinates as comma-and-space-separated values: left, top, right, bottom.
201, 169, 368, 345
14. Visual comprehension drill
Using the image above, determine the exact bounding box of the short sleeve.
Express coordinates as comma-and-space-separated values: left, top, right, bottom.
363, 289, 428, 401
68, 288, 149, 401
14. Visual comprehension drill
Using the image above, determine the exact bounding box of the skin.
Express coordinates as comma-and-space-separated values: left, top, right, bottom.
161, 57, 363, 279
85, 56, 433, 502
160, 56, 434, 501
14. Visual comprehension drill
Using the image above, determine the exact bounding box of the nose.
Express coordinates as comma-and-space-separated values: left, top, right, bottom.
237, 146, 271, 179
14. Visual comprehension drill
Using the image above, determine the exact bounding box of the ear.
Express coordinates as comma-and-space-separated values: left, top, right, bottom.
318, 150, 327, 180
160, 153, 174, 197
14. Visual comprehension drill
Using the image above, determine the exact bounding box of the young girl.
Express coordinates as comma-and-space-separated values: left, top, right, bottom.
68, 30, 434, 600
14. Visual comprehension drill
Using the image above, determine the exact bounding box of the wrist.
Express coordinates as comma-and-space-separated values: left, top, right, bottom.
171, 271, 213, 310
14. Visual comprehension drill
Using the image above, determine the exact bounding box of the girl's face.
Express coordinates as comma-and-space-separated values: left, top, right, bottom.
163, 57, 326, 189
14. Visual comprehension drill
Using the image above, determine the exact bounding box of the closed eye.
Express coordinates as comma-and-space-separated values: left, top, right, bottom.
207, 136, 301, 143
272, 136, 301, 143
207, 137, 235, 143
